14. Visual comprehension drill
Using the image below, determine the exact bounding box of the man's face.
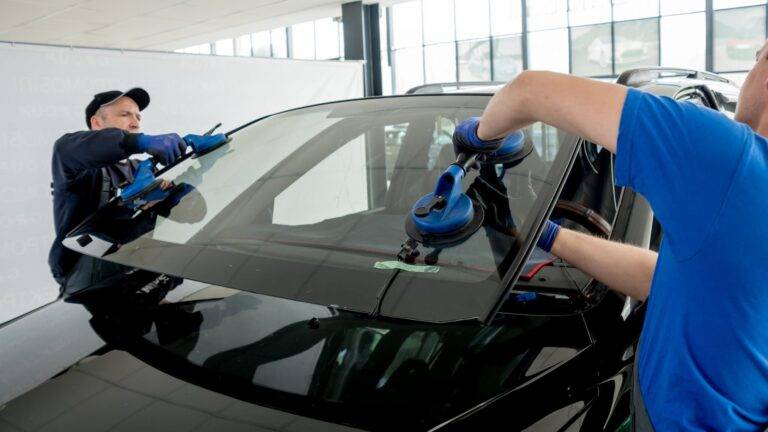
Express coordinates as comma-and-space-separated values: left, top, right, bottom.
735, 40, 768, 127
90, 96, 141, 132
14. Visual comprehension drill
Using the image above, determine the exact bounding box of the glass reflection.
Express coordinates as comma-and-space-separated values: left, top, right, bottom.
492, 35, 524, 81
74, 284, 591, 430
458, 39, 491, 81
570, 23, 613, 77
714, 6, 766, 72
614, 18, 660, 74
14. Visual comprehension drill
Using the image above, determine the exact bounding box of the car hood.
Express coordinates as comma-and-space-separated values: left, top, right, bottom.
0, 280, 593, 431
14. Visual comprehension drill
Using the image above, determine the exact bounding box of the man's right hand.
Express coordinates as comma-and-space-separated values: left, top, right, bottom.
137, 133, 187, 165
453, 117, 504, 153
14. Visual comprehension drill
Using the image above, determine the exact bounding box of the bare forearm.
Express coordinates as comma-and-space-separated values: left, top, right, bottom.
551, 228, 657, 300
477, 71, 627, 153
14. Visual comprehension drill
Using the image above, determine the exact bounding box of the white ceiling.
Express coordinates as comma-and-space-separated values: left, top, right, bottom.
0, 0, 350, 51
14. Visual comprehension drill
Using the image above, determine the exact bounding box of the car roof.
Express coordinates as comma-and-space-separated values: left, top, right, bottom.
406, 68, 740, 99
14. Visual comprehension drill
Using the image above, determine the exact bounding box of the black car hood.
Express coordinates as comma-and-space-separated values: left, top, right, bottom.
0, 281, 594, 432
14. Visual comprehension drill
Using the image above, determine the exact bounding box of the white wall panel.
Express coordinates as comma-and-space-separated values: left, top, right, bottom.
0, 42, 364, 324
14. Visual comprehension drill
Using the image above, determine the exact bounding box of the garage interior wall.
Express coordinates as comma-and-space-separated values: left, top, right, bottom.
0, 42, 364, 325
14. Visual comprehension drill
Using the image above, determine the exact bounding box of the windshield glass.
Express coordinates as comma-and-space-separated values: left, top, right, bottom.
66, 95, 578, 322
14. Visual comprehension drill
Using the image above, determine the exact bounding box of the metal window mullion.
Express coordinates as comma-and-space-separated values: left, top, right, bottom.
656, 15, 661, 68
521, 0, 529, 70
286, 27, 293, 58
567, 0, 573, 74
706, 0, 714, 71
387, 6, 396, 93
658, 0, 662, 68
610, 1, 616, 76
454, 0, 460, 82
313, 20, 318, 60
421, 0, 426, 85
488, 0, 494, 80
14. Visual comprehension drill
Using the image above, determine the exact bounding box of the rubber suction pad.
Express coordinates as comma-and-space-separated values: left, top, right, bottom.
191, 136, 233, 159
482, 131, 533, 166
406, 196, 485, 247
120, 179, 164, 207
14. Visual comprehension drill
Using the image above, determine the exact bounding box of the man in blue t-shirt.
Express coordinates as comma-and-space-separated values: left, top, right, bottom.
453, 50, 768, 429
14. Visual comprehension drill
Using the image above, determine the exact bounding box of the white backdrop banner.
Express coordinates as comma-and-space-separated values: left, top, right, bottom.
0, 42, 364, 324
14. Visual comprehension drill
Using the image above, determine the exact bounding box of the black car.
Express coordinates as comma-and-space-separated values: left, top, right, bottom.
0, 68, 739, 432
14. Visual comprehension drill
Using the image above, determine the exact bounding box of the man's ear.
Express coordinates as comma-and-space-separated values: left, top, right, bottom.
90, 115, 102, 130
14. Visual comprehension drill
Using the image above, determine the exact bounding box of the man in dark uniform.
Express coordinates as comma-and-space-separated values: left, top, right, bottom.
49, 88, 214, 295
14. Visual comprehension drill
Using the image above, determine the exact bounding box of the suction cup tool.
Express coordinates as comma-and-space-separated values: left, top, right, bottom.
406, 164, 485, 247
119, 159, 162, 205
191, 136, 232, 159
481, 131, 533, 166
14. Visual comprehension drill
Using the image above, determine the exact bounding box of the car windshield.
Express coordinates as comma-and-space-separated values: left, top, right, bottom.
66, 95, 578, 322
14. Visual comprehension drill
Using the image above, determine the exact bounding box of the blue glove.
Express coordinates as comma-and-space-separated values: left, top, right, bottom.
453, 117, 504, 153
537, 220, 561, 253
183, 133, 227, 155
137, 133, 187, 166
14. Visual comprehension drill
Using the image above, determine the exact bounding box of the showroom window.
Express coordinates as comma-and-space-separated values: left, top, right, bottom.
382, 0, 767, 93
290, 18, 345, 61
176, 18, 342, 61
570, 23, 612, 77
714, 5, 766, 72
214, 39, 234, 56
387, 0, 525, 93
235, 35, 252, 56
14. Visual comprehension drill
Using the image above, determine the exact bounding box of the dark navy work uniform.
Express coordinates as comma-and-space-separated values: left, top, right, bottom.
616, 88, 768, 430
49, 128, 141, 288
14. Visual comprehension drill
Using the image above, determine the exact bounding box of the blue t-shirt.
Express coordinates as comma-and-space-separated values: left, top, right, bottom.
615, 88, 768, 430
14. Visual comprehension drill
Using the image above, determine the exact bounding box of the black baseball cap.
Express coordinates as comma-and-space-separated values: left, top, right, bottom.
85, 88, 150, 129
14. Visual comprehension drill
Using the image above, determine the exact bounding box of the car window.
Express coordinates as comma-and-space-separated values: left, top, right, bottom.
66, 95, 578, 322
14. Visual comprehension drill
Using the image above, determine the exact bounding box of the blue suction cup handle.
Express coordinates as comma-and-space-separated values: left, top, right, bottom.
411, 164, 475, 235
120, 159, 157, 201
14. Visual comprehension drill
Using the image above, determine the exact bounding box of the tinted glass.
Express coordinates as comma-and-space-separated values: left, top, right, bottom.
490, 0, 523, 36
613, 18, 660, 74
271, 28, 288, 58
391, 1, 423, 48
214, 39, 234, 56
251, 31, 270, 57
423, 0, 456, 44
492, 35, 524, 81
661, 13, 706, 70
315, 18, 341, 60
393, 47, 425, 93
528, 28, 570, 72
235, 34, 251, 57
612, 0, 659, 20
425, 43, 457, 83
455, 0, 491, 40
66, 96, 577, 322
568, 0, 611, 26
526, 0, 568, 31
714, 6, 766, 72
570, 23, 613, 77
714, 0, 766, 8
458, 39, 491, 81
291, 21, 316, 60
660, 0, 705, 14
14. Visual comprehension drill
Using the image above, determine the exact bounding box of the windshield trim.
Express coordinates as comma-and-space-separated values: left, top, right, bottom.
488, 137, 582, 324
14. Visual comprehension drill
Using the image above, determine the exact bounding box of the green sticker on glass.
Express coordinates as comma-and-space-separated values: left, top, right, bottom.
374, 261, 440, 273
